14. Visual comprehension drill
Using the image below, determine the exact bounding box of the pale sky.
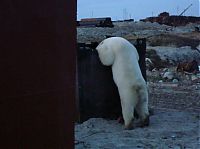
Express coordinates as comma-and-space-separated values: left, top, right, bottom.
77, 0, 200, 20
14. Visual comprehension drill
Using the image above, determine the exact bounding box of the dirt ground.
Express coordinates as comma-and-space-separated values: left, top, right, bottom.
75, 109, 199, 149
75, 80, 200, 149
76, 21, 200, 149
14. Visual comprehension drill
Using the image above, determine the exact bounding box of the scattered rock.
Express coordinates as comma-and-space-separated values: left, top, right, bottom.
148, 46, 200, 65
158, 82, 179, 87
152, 68, 158, 72
191, 75, 198, 81
177, 60, 199, 74
163, 71, 175, 80
197, 73, 200, 78
163, 68, 169, 72
172, 79, 179, 83
146, 48, 169, 69
195, 26, 200, 32
145, 58, 154, 71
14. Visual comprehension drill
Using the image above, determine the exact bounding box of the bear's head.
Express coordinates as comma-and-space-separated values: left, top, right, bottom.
96, 39, 115, 66
96, 37, 139, 66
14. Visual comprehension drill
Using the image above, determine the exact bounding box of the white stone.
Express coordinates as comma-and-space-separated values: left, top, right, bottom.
163, 71, 174, 80
191, 75, 198, 81
172, 79, 179, 83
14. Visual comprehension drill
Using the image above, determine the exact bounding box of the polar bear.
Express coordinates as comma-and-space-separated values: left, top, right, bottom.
96, 37, 149, 129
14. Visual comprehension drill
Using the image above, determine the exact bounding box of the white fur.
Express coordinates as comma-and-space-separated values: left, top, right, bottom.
96, 37, 149, 128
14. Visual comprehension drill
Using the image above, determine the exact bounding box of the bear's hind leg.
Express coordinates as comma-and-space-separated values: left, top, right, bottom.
119, 89, 137, 130
136, 103, 149, 127
135, 87, 150, 127
121, 103, 134, 130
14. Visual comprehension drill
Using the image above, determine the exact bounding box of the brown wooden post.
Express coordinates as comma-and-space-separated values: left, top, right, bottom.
0, 0, 76, 148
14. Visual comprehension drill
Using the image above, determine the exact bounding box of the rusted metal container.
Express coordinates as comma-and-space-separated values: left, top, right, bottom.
77, 17, 114, 27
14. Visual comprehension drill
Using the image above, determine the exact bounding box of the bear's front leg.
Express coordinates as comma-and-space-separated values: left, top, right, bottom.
119, 88, 138, 130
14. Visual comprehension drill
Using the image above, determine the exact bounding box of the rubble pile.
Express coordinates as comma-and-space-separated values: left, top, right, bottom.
140, 12, 200, 26
77, 21, 200, 65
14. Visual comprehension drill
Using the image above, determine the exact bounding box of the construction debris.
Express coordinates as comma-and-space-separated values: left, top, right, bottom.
140, 12, 200, 26
77, 17, 114, 27
176, 60, 199, 74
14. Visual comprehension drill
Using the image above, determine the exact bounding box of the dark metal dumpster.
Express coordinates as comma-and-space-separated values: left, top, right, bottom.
77, 38, 146, 122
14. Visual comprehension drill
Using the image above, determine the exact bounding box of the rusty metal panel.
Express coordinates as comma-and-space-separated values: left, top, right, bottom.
135, 38, 147, 81
0, 0, 76, 149
77, 39, 146, 122
77, 45, 121, 122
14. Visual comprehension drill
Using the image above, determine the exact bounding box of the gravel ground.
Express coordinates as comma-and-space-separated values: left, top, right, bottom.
149, 82, 200, 113
75, 109, 199, 149
76, 21, 200, 149
75, 80, 200, 149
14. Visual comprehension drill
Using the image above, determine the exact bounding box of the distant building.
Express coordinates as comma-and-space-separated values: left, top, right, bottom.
158, 12, 170, 17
